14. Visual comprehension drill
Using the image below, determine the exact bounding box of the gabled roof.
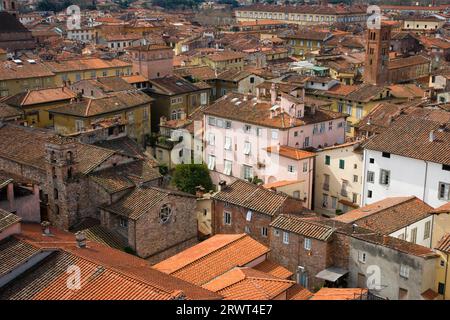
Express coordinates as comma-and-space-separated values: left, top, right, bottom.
3, 87, 76, 107
202, 267, 294, 300
0, 210, 21, 233
0, 224, 220, 300
435, 233, 450, 254
212, 179, 303, 217
270, 214, 335, 241
364, 115, 450, 165
102, 186, 194, 220
153, 234, 269, 286
333, 196, 432, 234
49, 91, 152, 118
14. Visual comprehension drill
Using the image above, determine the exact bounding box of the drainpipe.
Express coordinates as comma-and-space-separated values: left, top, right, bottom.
423, 160, 428, 203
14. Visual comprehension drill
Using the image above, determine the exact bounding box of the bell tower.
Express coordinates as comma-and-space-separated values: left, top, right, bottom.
364, 21, 392, 86
1, 0, 18, 18
45, 136, 80, 230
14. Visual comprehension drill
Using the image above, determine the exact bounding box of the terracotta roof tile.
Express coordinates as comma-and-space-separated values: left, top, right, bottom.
333, 196, 433, 234
266, 145, 316, 160
252, 259, 293, 279
0, 210, 20, 233
212, 179, 304, 217
153, 234, 269, 286
3, 224, 220, 300
270, 214, 335, 241
364, 115, 450, 165
202, 267, 294, 300
286, 284, 313, 300
310, 288, 368, 300
435, 233, 450, 254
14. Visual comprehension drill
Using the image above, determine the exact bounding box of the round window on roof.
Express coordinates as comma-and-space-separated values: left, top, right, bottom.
160, 204, 172, 224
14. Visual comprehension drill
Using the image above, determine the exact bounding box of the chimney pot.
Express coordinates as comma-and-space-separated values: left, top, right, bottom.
41, 221, 51, 236
218, 180, 227, 192
429, 130, 436, 142
75, 231, 87, 248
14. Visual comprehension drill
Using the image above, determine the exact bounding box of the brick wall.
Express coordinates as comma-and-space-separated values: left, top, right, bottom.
212, 200, 272, 246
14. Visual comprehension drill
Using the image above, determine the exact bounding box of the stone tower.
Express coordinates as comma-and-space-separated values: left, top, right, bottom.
363, 21, 392, 86
45, 136, 82, 230
1, 0, 18, 17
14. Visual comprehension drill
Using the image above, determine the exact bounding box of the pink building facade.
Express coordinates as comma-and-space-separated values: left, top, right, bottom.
203, 91, 346, 209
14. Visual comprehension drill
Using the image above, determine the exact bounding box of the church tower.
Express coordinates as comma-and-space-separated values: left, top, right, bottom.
45, 136, 81, 230
1, 0, 18, 18
363, 21, 392, 86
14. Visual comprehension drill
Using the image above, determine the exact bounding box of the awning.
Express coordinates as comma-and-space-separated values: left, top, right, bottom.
316, 267, 348, 282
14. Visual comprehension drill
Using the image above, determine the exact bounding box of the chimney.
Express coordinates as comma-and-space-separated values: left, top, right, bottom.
195, 185, 206, 198
41, 221, 52, 236
218, 180, 227, 192
270, 83, 278, 105
429, 130, 436, 142
367, 117, 372, 125
75, 231, 87, 248
352, 223, 358, 233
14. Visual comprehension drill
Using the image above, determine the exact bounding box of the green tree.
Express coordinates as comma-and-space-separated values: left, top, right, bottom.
172, 164, 213, 194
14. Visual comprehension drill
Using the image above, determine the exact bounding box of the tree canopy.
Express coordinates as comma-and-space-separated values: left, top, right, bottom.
172, 164, 213, 195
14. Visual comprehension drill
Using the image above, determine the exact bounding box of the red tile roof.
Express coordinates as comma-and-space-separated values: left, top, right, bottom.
310, 288, 368, 300
153, 234, 269, 286
435, 233, 450, 254
266, 145, 316, 160
252, 259, 293, 279
5, 223, 220, 300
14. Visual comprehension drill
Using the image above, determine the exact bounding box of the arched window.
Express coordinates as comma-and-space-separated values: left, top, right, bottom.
50, 151, 56, 163
67, 167, 73, 179
66, 151, 73, 163
171, 110, 177, 120
159, 204, 172, 224
54, 188, 58, 200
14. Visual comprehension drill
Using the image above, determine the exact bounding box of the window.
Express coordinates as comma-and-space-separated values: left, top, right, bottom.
438, 182, 450, 200
358, 251, 367, 263
224, 160, 232, 176
368, 190, 373, 198
75, 120, 84, 132
443, 164, 450, 171
379, 169, 390, 186
288, 165, 296, 173
244, 226, 250, 234
246, 210, 252, 221
367, 171, 375, 183
356, 107, 363, 119
424, 221, 431, 240
300, 273, 308, 288
339, 159, 345, 169
261, 227, 268, 237
353, 175, 358, 183
208, 117, 216, 126
352, 193, 358, 204
303, 162, 308, 172
331, 196, 337, 209
271, 129, 278, 140
208, 133, 215, 146
216, 119, 224, 128
382, 152, 391, 158
224, 136, 232, 150
322, 194, 328, 208
244, 124, 252, 133
369, 158, 375, 164
304, 238, 312, 250
224, 211, 231, 225
274, 229, 280, 237
438, 283, 445, 295
119, 218, 128, 228
243, 165, 253, 180
243, 141, 251, 155
127, 111, 135, 124
283, 231, 289, 244
410, 227, 417, 244
206, 153, 216, 170
159, 204, 172, 224
400, 264, 410, 279
303, 136, 310, 148
325, 155, 330, 165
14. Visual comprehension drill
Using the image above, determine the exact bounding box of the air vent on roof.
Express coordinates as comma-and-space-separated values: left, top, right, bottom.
27, 59, 36, 64
13, 59, 22, 65
175, 81, 184, 86
230, 97, 239, 103
235, 101, 242, 106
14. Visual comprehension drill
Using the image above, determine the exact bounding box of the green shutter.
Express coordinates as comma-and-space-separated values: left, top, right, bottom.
339, 160, 345, 169
325, 155, 330, 165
